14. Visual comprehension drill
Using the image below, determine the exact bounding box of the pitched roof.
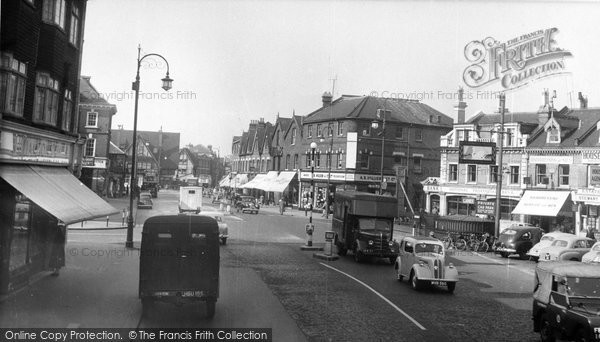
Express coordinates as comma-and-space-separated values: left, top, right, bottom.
527, 108, 600, 148
112, 129, 180, 169
79, 76, 115, 107
304, 95, 453, 127
109, 141, 125, 155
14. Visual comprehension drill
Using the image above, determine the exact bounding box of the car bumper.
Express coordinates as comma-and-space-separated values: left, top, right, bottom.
360, 249, 398, 258
495, 247, 517, 254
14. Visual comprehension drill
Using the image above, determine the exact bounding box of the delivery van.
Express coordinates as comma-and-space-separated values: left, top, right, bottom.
179, 186, 203, 214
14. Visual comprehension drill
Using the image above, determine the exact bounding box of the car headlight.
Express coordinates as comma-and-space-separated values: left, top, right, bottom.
448, 262, 455, 268
388, 241, 394, 247
418, 260, 425, 267
368, 240, 374, 246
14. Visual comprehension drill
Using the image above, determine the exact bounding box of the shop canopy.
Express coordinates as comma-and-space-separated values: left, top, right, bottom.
260, 171, 297, 193
223, 173, 248, 188
511, 190, 571, 217
218, 175, 231, 188
240, 174, 267, 189
0, 165, 119, 225
255, 171, 279, 191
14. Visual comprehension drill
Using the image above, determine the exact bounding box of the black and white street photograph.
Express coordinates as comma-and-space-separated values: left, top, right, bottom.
1, 1, 600, 341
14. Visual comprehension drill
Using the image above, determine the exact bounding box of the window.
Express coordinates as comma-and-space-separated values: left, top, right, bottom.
413, 156, 422, 173
510, 166, 519, 184
69, 4, 80, 46
307, 125, 312, 138
337, 152, 344, 168
306, 153, 311, 168
558, 164, 569, 186
358, 152, 369, 170
547, 126, 560, 143
337, 121, 344, 136
315, 152, 321, 168
536, 164, 547, 185
84, 138, 96, 157
293, 154, 298, 169
34, 73, 59, 125
449, 164, 458, 182
0, 54, 27, 116
291, 128, 296, 145
395, 126, 404, 140
86, 111, 98, 127
415, 128, 423, 142
506, 128, 515, 147
394, 155, 406, 166
489, 165, 498, 183
457, 129, 469, 142
285, 154, 290, 170
326, 152, 332, 168
467, 165, 477, 182
61, 90, 73, 131
43, 0, 66, 29
327, 123, 333, 136
316, 124, 322, 137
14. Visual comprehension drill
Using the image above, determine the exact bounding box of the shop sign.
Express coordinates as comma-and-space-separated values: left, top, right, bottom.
0, 130, 71, 165
82, 157, 95, 167
476, 201, 496, 215
441, 185, 521, 197
462, 198, 475, 204
589, 166, 600, 186
572, 193, 600, 205
424, 185, 440, 192
463, 27, 572, 91
529, 155, 573, 164
582, 151, 600, 164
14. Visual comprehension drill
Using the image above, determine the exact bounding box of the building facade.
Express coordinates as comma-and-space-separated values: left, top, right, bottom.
78, 76, 117, 196
0, 0, 116, 294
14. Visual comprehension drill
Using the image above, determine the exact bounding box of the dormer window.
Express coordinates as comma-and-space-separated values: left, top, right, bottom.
547, 125, 560, 143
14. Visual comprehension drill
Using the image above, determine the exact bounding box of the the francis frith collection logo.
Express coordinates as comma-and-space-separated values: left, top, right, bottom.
463, 28, 572, 90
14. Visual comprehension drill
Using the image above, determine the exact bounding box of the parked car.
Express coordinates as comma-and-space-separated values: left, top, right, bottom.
532, 261, 600, 342
581, 241, 600, 263
538, 235, 595, 262
394, 236, 458, 293
235, 196, 259, 214
137, 192, 153, 209
494, 225, 544, 259
527, 232, 575, 262
201, 211, 229, 245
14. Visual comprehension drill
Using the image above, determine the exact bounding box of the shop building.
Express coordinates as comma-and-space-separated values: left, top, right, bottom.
300, 93, 453, 214
78, 76, 117, 196
0, 0, 118, 294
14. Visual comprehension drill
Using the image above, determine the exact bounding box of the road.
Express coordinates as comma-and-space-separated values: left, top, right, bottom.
2, 190, 541, 341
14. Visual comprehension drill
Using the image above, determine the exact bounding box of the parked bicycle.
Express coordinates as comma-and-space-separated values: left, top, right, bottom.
442, 233, 467, 251
467, 232, 491, 253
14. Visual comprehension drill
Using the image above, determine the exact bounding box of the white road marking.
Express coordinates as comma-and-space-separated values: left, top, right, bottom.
318, 262, 427, 331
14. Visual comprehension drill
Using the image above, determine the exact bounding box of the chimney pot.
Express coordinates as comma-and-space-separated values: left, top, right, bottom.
322, 91, 333, 107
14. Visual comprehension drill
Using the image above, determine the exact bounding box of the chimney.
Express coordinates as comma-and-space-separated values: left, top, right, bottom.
322, 91, 332, 107
578, 92, 588, 109
454, 87, 467, 123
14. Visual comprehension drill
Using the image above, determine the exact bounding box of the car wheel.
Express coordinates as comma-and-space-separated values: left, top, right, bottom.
539, 316, 556, 342
573, 327, 591, 342
221, 238, 227, 245
447, 282, 456, 294
205, 299, 216, 319
410, 271, 421, 291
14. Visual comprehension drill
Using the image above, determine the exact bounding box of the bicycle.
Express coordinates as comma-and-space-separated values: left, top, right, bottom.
467, 233, 490, 253
442, 233, 467, 251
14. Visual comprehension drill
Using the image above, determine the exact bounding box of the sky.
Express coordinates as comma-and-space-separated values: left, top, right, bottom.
80, 0, 600, 155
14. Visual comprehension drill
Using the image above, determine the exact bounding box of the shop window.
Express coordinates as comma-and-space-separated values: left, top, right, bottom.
536, 164, 547, 185
447, 196, 475, 216
499, 198, 519, 220
467, 165, 477, 183
34, 73, 60, 126
489, 165, 498, 184
10, 195, 32, 272
449, 164, 458, 182
558, 164, 569, 186
0, 53, 27, 116
510, 166, 519, 184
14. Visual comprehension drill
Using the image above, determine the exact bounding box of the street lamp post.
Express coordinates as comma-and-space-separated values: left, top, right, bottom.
307, 142, 317, 246
126, 45, 173, 248
494, 93, 506, 238
320, 125, 334, 219
371, 108, 388, 195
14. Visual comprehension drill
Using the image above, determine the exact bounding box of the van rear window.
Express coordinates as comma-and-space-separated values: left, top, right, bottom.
157, 233, 172, 239
188, 190, 196, 194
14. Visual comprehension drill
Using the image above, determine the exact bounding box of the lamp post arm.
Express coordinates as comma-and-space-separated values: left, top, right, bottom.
138, 52, 171, 78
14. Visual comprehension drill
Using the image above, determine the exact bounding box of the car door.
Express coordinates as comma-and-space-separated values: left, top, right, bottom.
401, 241, 414, 276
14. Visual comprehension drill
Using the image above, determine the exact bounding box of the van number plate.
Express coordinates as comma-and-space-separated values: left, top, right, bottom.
430, 281, 447, 286
181, 291, 203, 297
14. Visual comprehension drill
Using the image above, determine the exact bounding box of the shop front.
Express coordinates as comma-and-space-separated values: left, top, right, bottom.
572, 188, 600, 236
512, 190, 575, 234
0, 165, 118, 294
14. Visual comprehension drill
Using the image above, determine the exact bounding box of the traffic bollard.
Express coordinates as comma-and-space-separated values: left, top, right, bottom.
305, 223, 314, 247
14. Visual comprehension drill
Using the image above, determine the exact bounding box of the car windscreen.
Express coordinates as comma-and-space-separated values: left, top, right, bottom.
540, 235, 555, 242
565, 277, 600, 298
501, 229, 517, 236
357, 218, 391, 233
415, 243, 443, 255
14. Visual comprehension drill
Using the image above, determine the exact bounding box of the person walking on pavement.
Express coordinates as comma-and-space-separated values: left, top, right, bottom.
279, 198, 285, 215
49, 223, 66, 276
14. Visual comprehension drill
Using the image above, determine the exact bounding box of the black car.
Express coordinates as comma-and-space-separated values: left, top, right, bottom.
494, 224, 544, 259
235, 196, 259, 214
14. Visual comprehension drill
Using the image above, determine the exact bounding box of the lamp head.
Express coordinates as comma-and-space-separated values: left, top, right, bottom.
161, 74, 173, 91
310, 142, 317, 149
371, 121, 379, 129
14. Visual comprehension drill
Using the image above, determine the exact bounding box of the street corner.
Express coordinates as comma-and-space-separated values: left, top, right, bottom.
312, 252, 339, 261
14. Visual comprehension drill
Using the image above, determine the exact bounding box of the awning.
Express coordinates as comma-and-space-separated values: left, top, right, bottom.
240, 174, 267, 189
261, 171, 297, 192
218, 175, 231, 187
0, 165, 119, 224
511, 190, 571, 217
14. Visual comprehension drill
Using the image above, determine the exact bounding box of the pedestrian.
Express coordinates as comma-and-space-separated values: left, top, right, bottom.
49, 223, 66, 276
279, 198, 285, 215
